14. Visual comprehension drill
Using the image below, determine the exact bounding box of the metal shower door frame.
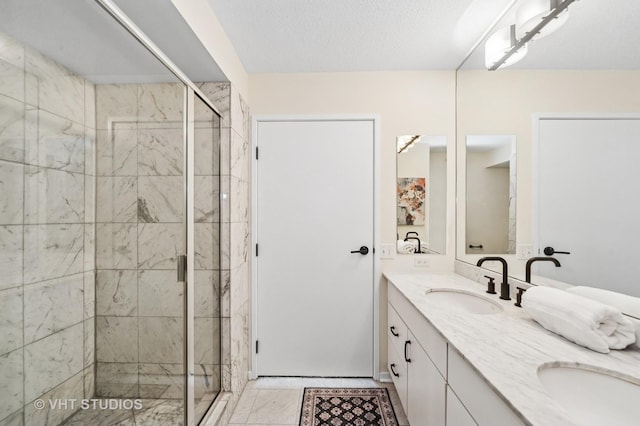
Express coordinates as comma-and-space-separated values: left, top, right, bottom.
93, 1, 222, 424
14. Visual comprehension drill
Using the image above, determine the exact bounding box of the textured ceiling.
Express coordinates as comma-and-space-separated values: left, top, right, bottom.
208, 0, 514, 72
209, 0, 640, 72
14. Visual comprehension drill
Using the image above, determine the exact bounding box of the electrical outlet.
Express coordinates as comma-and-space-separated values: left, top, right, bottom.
379, 244, 395, 259
517, 244, 533, 260
414, 257, 430, 267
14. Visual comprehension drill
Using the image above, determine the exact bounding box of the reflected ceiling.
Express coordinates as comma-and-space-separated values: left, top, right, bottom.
461, 0, 640, 69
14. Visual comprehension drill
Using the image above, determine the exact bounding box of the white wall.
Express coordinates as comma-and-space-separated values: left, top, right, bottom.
429, 151, 447, 254
466, 152, 510, 253
249, 71, 457, 376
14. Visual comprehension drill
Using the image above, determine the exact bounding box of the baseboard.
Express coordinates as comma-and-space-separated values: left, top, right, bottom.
378, 371, 392, 383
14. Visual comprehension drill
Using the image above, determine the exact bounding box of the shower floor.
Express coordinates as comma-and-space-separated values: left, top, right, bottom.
62, 399, 183, 426
62, 394, 217, 426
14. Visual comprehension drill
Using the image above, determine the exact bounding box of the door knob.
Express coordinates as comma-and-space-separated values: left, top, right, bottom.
543, 246, 571, 256
350, 246, 369, 255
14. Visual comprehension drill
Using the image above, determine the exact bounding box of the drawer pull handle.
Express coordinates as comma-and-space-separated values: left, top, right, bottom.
390, 326, 399, 337
404, 340, 412, 363
390, 363, 400, 377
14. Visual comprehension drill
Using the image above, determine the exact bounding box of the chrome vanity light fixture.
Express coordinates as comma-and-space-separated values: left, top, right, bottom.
484, 24, 528, 70
485, 0, 577, 71
397, 135, 420, 153
516, 0, 571, 40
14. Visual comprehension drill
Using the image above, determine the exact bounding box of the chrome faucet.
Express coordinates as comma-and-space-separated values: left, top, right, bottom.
477, 257, 510, 300
525, 257, 561, 283
403, 231, 421, 254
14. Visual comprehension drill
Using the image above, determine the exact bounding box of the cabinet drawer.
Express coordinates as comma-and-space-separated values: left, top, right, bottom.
389, 283, 448, 379
387, 303, 408, 359
387, 337, 407, 411
448, 347, 524, 426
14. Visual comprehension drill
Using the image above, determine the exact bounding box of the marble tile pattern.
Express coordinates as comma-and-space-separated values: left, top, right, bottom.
93, 82, 226, 413
0, 31, 96, 426
0, 94, 25, 163
227, 87, 251, 411
23, 273, 84, 343
384, 271, 640, 426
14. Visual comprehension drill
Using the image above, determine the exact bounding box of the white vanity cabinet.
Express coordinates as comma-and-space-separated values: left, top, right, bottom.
446, 386, 477, 426
406, 331, 446, 425
388, 285, 446, 426
447, 347, 525, 426
387, 281, 524, 426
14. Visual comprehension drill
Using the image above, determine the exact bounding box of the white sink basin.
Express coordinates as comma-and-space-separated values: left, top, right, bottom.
538, 364, 640, 426
424, 289, 503, 315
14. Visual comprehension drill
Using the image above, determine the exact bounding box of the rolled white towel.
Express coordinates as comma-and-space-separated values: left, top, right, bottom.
397, 240, 417, 254
567, 286, 640, 349
566, 286, 640, 318
522, 286, 636, 354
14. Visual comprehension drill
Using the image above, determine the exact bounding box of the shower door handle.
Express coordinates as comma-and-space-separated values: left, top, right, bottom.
177, 255, 187, 282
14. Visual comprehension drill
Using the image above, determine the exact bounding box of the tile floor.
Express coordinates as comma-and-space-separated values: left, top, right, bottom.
229, 378, 409, 426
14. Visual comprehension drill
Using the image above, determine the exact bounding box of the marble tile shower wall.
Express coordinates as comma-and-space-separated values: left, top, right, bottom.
0, 32, 96, 426
197, 82, 252, 423
93, 82, 223, 402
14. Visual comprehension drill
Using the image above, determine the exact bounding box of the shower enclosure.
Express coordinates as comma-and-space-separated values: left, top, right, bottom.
0, 0, 223, 424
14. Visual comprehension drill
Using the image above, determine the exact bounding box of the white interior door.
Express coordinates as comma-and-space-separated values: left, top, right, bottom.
256, 119, 374, 377
537, 117, 640, 295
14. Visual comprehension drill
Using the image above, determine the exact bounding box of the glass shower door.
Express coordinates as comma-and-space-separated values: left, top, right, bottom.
191, 92, 222, 423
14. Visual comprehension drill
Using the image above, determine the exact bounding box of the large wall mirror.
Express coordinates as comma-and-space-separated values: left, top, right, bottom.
396, 135, 447, 254
456, 0, 640, 298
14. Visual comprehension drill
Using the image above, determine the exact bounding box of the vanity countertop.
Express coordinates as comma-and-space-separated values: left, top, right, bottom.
384, 271, 640, 426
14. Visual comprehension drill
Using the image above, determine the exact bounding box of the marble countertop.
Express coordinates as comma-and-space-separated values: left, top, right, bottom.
384, 271, 640, 426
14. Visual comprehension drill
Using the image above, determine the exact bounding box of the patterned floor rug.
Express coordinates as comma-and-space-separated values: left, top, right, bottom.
299, 388, 399, 426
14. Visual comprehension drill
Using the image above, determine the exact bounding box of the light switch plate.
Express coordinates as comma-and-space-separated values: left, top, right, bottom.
517, 244, 533, 260
379, 243, 395, 259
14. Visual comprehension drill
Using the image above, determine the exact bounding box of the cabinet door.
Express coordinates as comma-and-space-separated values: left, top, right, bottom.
448, 347, 525, 426
407, 331, 446, 426
387, 303, 408, 359
387, 337, 408, 410
447, 386, 477, 426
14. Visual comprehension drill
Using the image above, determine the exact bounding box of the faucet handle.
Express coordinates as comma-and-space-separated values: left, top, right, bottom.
515, 286, 527, 307
484, 275, 497, 295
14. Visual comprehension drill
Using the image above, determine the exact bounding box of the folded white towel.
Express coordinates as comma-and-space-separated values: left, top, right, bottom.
397, 240, 417, 254
567, 286, 640, 349
522, 286, 637, 354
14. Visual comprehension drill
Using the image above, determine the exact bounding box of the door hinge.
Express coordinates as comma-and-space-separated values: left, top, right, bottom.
255, 243, 259, 257
256, 340, 259, 354
255, 146, 259, 160
177, 254, 187, 282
